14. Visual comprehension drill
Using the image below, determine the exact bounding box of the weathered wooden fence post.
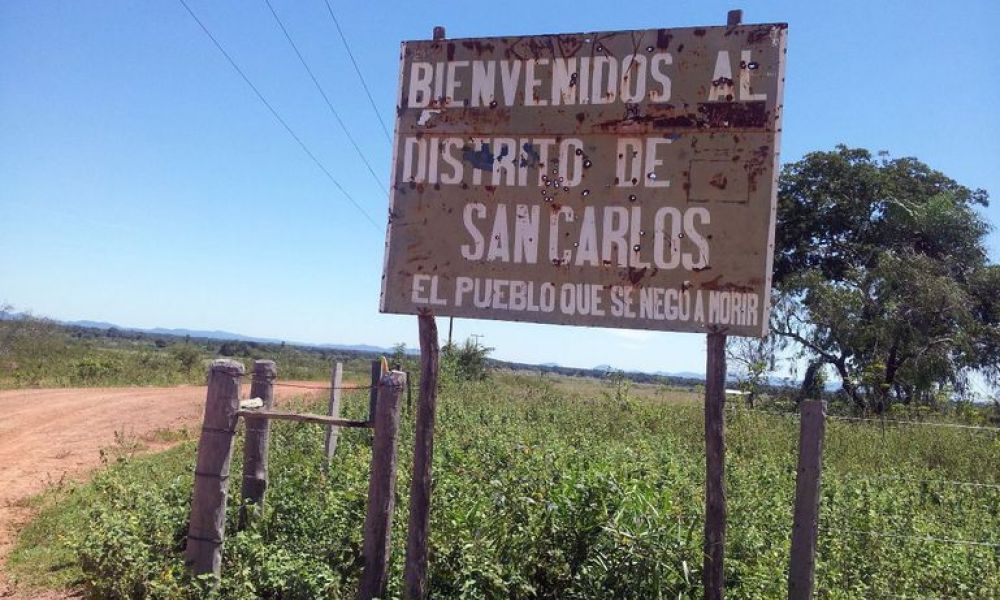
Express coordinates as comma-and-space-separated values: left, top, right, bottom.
788, 400, 826, 600
403, 310, 440, 599
239, 359, 276, 529
185, 359, 244, 578
323, 361, 344, 465
704, 331, 728, 600
357, 370, 406, 600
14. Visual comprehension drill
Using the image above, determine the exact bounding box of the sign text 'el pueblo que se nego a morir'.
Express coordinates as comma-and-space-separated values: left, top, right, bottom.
380, 23, 787, 337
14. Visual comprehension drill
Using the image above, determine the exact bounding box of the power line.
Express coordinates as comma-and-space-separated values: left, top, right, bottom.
262, 0, 388, 198
176, 0, 380, 229
321, 0, 394, 145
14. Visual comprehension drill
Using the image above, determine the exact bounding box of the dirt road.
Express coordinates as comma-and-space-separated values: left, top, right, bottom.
0, 382, 329, 599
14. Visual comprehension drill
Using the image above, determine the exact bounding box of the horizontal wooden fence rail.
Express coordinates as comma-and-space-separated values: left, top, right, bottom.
235, 409, 371, 428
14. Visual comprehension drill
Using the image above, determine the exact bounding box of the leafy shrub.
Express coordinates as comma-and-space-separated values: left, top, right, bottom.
74, 357, 123, 383
441, 338, 493, 382
168, 344, 202, 373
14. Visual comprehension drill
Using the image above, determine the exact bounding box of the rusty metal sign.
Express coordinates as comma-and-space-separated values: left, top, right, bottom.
380, 22, 787, 337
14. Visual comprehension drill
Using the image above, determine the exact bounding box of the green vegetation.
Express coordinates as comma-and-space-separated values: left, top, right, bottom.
9, 374, 999, 599
0, 313, 374, 389
772, 147, 999, 413
442, 337, 494, 382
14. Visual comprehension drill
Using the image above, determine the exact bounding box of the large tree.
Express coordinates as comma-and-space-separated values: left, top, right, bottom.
770, 146, 998, 413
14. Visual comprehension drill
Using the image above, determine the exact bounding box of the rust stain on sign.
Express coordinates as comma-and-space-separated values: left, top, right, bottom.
380, 23, 788, 337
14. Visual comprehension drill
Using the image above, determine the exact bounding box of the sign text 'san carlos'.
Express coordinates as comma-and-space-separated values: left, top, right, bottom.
380, 24, 787, 337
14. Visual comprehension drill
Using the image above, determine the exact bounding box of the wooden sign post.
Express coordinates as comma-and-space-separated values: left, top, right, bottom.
403, 310, 440, 599
400, 29, 447, 600
702, 15, 740, 600
704, 330, 728, 599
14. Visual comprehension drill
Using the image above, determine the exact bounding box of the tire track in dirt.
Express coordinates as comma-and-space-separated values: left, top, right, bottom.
0, 382, 331, 599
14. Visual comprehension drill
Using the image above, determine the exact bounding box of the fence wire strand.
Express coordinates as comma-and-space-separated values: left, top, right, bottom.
736, 400, 1000, 595
725, 405, 999, 434
825, 415, 999, 432
818, 590, 961, 599
262, 381, 372, 391
883, 594, 960, 600
846, 474, 1000, 491
263, 381, 407, 392
820, 526, 998, 549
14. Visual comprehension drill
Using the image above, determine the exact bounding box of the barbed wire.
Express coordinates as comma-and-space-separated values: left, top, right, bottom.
825, 415, 999, 432
820, 526, 998, 549
724, 405, 999, 433
846, 474, 1000, 491
881, 593, 959, 600
814, 591, 964, 600
727, 401, 999, 593
725, 405, 800, 418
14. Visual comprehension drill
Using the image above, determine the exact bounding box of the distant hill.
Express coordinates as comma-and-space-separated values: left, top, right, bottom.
50, 317, 406, 356
656, 370, 705, 380
59, 319, 120, 330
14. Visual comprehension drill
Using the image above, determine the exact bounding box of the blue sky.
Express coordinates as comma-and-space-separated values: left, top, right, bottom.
2, 1, 998, 375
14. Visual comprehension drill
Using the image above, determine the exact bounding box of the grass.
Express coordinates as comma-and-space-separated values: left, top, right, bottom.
6, 440, 197, 591
7, 372, 999, 599
140, 428, 196, 446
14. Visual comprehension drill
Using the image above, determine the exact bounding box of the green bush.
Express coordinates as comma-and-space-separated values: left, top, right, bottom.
441, 338, 493, 382
168, 344, 203, 374
73, 357, 122, 383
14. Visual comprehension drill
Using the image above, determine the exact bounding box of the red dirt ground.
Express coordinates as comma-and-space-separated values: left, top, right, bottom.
0, 382, 330, 599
